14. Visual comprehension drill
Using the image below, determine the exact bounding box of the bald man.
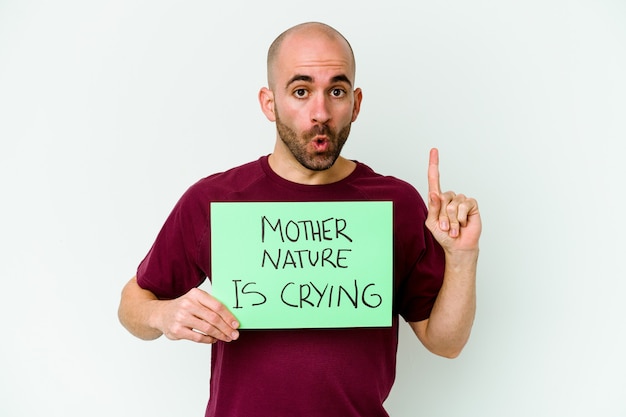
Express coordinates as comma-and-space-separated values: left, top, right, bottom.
119, 22, 480, 417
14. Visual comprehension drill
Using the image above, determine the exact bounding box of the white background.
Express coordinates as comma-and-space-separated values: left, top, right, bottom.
1, 1, 625, 416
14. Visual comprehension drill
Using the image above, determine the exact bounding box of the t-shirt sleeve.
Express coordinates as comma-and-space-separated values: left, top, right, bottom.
136, 184, 211, 299
393, 188, 445, 322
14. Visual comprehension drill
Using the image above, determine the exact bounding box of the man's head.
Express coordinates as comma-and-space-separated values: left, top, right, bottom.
259, 22, 362, 173
266, 22, 356, 90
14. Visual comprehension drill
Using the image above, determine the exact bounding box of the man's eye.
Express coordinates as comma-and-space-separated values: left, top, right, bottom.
294, 89, 308, 98
331, 88, 346, 97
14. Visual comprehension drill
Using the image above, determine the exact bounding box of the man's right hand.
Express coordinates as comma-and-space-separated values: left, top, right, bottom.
118, 277, 240, 344
152, 287, 240, 344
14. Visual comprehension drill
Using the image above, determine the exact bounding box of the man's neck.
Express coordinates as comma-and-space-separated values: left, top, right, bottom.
267, 150, 356, 185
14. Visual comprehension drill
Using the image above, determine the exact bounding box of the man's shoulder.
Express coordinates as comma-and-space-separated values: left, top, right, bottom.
204, 157, 265, 182
174, 156, 268, 207
193, 156, 266, 190
352, 162, 423, 200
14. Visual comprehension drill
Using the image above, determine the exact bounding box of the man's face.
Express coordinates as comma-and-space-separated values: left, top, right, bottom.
269, 33, 361, 171
274, 108, 352, 171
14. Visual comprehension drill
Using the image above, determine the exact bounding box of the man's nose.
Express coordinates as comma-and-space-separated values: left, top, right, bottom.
310, 94, 331, 124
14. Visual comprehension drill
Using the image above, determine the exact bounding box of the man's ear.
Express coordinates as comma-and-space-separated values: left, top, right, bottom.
258, 87, 276, 122
351, 87, 363, 122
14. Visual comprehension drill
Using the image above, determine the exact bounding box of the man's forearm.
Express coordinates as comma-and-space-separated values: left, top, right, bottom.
118, 276, 164, 340
411, 250, 478, 358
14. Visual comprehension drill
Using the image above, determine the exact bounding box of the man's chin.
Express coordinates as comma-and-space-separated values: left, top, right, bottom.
304, 163, 333, 172
300, 157, 336, 172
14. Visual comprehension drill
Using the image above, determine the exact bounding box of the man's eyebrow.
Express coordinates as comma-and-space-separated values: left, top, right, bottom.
285, 74, 353, 88
286, 75, 313, 88
331, 74, 353, 87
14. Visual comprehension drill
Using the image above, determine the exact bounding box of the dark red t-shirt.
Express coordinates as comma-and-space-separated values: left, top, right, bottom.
137, 156, 444, 417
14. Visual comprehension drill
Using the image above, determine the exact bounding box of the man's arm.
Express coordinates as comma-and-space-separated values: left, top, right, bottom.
118, 276, 240, 344
409, 148, 481, 358
410, 251, 477, 358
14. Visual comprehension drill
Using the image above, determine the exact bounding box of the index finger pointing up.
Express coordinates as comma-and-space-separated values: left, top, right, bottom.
428, 148, 441, 195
